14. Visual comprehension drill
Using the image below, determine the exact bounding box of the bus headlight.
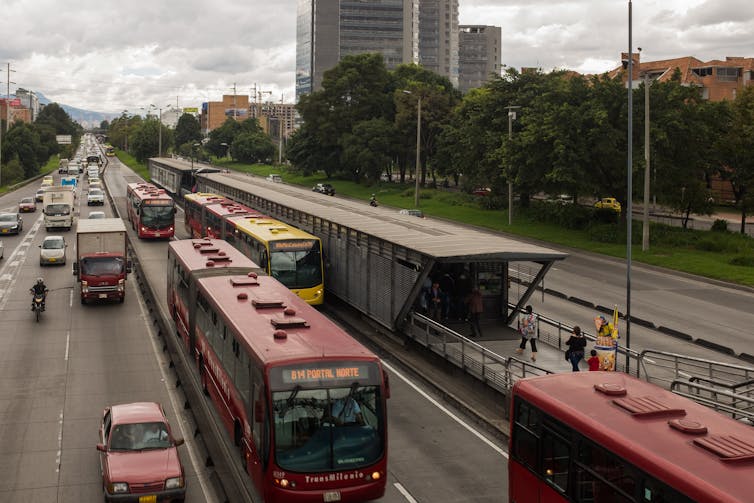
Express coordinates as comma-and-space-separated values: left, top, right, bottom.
367, 471, 381, 481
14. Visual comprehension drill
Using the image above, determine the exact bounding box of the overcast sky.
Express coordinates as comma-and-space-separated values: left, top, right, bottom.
1, 0, 751, 114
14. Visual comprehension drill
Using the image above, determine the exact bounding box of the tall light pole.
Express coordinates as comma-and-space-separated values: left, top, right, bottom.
402, 90, 422, 208
637, 47, 652, 250
506, 105, 521, 226
625, 0, 634, 372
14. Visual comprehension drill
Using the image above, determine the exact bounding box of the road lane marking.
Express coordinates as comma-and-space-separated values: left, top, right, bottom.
56, 410, 63, 472
64, 331, 70, 361
381, 360, 507, 458
394, 482, 418, 503
69, 289, 73, 307
135, 280, 216, 502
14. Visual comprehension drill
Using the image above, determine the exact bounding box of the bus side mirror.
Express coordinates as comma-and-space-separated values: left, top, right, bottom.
72, 262, 79, 276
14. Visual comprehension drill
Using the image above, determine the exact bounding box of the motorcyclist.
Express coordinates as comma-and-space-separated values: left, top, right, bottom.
369, 194, 378, 207
30, 277, 48, 311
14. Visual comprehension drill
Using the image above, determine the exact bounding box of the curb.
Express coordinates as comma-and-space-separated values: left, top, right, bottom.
694, 338, 736, 356
657, 326, 693, 341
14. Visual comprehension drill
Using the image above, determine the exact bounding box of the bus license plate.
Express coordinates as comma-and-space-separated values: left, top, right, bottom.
138, 496, 156, 503
99, 293, 108, 299
323, 491, 341, 502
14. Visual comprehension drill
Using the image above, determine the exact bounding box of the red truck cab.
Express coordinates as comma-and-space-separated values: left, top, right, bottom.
73, 218, 131, 304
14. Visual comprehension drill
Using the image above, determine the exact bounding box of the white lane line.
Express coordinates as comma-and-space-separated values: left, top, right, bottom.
69, 289, 73, 307
55, 410, 64, 472
64, 331, 70, 361
135, 281, 216, 502
381, 360, 508, 458
394, 482, 418, 503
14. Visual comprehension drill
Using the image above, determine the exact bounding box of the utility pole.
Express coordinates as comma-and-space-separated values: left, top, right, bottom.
506, 104, 521, 226
2, 62, 17, 188
642, 70, 651, 251
233, 82, 237, 120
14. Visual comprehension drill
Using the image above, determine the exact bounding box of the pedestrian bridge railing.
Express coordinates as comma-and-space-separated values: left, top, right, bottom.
670, 379, 754, 424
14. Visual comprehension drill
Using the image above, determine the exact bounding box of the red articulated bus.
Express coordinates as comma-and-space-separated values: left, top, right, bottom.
167, 238, 262, 354
167, 239, 389, 503
183, 192, 263, 239
126, 182, 176, 238
509, 372, 754, 503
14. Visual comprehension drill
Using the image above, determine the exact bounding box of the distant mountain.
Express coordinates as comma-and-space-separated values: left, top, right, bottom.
36, 92, 119, 129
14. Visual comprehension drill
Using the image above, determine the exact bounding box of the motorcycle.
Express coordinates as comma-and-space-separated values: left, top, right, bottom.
30, 289, 47, 322
370, 197, 378, 207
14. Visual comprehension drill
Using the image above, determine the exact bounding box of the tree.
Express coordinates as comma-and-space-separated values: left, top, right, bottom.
231, 131, 275, 163
100, 120, 110, 131
294, 53, 395, 179
206, 118, 242, 157
341, 118, 397, 182
131, 119, 160, 162
714, 86, 754, 233
174, 113, 202, 148
4, 122, 44, 178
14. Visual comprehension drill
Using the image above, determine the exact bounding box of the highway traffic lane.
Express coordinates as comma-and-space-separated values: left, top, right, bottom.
381, 361, 507, 503
517, 254, 754, 358
0, 227, 212, 502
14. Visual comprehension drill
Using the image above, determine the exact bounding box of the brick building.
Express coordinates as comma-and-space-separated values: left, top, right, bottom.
0, 98, 31, 125
200, 95, 251, 134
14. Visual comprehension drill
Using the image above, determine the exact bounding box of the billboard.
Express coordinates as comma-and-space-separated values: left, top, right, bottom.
56, 135, 72, 144
183, 107, 198, 113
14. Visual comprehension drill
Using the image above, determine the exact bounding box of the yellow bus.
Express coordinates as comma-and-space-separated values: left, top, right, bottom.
228, 215, 325, 305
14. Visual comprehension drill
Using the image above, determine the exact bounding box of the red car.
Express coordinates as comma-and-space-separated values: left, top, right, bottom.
97, 402, 186, 502
18, 197, 37, 212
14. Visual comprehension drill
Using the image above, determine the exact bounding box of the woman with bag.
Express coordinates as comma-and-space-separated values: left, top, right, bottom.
515, 305, 538, 361
565, 325, 587, 371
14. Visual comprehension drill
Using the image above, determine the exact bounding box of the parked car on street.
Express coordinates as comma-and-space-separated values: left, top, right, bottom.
39, 235, 67, 265
472, 187, 492, 196
96, 402, 186, 503
594, 197, 622, 213
266, 174, 282, 183
0, 213, 23, 234
312, 183, 336, 196
19, 197, 37, 212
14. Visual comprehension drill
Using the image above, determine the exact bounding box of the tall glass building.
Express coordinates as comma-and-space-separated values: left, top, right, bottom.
296, 0, 418, 101
418, 0, 459, 87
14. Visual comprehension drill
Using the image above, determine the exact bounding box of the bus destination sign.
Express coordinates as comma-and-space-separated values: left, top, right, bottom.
269, 240, 316, 252
276, 363, 373, 386
142, 199, 174, 206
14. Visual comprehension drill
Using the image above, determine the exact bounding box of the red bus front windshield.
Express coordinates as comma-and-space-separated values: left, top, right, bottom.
270, 362, 385, 473
140, 203, 174, 229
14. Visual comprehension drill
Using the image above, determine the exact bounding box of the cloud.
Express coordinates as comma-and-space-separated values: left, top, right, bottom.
0, 0, 749, 113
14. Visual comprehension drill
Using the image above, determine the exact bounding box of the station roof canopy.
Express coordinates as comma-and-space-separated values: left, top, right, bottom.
203, 173, 568, 264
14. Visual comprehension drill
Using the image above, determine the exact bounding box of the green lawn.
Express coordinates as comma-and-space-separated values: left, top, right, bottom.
215, 160, 754, 287
113, 150, 149, 180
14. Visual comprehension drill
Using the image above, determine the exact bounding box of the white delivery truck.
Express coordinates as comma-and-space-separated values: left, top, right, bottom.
43, 186, 75, 231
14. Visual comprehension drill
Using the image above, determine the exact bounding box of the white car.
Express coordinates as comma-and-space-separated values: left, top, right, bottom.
39, 235, 67, 265
87, 188, 105, 206
88, 211, 106, 219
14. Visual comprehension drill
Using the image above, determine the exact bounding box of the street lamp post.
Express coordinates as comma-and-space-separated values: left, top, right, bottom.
402, 90, 422, 208
625, 0, 634, 372
636, 47, 652, 251
506, 105, 521, 226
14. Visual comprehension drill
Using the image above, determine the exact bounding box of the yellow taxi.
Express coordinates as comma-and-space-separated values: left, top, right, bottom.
594, 197, 621, 213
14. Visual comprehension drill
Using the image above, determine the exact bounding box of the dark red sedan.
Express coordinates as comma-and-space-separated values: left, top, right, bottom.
97, 402, 186, 502
18, 197, 37, 212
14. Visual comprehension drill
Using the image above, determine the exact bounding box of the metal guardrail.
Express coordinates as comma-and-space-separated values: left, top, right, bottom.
406, 312, 552, 394
405, 310, 754, 421
670, 380, 754, 423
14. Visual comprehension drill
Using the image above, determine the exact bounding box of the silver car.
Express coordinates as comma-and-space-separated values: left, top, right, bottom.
0, 213, 23, 235
39, 236, 67, 265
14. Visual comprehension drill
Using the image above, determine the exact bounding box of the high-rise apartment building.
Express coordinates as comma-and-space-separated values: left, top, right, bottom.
418, 0, 459, 87
14, 88, 40, 121
296, 0, 418, 101
458, 25, 501, 93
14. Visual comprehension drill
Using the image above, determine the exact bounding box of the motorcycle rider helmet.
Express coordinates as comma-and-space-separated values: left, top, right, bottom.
37, 277, 44, 285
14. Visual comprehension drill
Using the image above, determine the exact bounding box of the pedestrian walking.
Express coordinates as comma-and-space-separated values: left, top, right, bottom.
587, 350, 600, 371
516, 305, 538, 361
427, 282, 444, 321
565, 325, 587, 371
467, 287, 483, 338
